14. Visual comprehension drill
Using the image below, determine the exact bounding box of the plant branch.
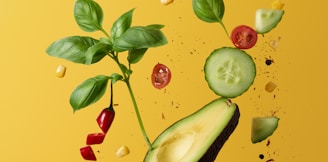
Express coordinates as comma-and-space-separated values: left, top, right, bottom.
112, 52, 152, 150
125, 80, 152, 150
220, 22, 230, 39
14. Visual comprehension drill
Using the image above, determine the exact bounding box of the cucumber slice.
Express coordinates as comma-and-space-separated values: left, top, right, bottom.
255, 9, 284, 34
204, 47, 256, 98
251, 117, 279, 143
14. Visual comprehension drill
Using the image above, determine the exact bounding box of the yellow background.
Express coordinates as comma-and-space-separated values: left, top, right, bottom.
0, 0, 326, 161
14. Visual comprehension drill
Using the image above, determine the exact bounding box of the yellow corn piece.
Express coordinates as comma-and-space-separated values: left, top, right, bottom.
265, 81, 277, 92
116, 145, 130, 158
272, 0, 285, 10
160, 0, 174, 5
56, 64, 66, 78
269, 40, 279, 49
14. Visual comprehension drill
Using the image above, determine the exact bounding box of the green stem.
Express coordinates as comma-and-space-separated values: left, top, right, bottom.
112, 53, 152, 150
125, 80, 153, 150
220, 22, 230, 40
100, 26, 111, 38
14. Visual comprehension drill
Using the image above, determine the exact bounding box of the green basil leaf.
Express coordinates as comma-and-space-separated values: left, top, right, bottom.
192, 0, 225, 23
110, 73, 123, 84
70, 75, 110, 112
74, 0, 103, 32
146, 24, 165, 30
46, 36, 98, 64
119, 63, 132, 75
113, 26, 167, 52
127, 48, 148, 64
85, 43, 111, 65
111, 9, 134, 40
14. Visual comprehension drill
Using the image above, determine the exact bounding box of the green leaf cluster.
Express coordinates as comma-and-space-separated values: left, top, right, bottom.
46, 0, 167, 112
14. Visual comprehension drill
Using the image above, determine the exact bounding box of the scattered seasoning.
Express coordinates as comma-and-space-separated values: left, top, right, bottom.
265, 58, 274, 66
266, 139, 271, 146
161, 112, 165, 120
259, 154, 265, 159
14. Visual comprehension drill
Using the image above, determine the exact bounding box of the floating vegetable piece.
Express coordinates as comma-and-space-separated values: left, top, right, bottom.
144, 98, 240, 162
80, 145, 97, 161
160, 0, 174, 5
204, 47, 256, 98
97, 82, 115, 133
56, 64, 66, 78
97, 107, 115, 133
231, 25, 258, 49
269, 40, 279, 49
86, 133, 106, 145
116, 145, 130, 157
151, 63, 172, 89
265, 81, 277, 92
192, 0, 229, 38
255, 9, 284, 34
272, 0, 285, 10
251, 117, 279, 143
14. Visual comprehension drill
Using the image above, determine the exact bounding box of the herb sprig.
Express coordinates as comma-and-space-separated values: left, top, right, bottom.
46, 0, 167, 150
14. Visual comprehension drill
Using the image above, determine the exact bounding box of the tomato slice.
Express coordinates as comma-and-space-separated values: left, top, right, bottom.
151, 63, 171, 89
231, 25, 258, 49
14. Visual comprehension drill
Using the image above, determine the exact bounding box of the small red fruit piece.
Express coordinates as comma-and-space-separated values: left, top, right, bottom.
96, 108, 115, 134
231, 25, 258, 49
86, 133, 106, 145
80, 145, 97, 161
151, 63, 172, 89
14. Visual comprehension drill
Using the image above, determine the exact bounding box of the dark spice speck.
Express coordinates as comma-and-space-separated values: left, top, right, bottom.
265, 58, 274, 66
259, 154, 264, 159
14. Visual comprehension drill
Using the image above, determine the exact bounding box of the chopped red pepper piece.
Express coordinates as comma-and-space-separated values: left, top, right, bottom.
80, 145, 97, 161
96, 107, 115, 133
86, 133, 106, 145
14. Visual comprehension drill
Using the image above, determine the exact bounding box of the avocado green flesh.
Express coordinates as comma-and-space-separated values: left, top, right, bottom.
255, 9, 284, 34
251, 117, 279, 143
144, 98, 240, 162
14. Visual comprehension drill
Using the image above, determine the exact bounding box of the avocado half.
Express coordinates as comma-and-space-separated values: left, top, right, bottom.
144, 98, 240, 162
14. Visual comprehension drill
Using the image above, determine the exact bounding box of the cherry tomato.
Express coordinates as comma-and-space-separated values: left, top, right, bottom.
231, 25, 258, 49
151, 63, 171, 89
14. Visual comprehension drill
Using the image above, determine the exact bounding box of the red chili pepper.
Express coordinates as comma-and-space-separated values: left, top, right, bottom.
86, 133, 106, 145
96, 107, 115, 133
80, 145, 97, 161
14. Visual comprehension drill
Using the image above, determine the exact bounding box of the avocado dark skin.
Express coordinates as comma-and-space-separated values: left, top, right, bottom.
198, 105, 240, 162
143, 99, 240, 162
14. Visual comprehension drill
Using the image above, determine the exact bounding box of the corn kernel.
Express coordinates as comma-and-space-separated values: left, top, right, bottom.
265, 81, 277, 92
272, 0, 285, 10
56, 64, 66, 78
160, 0, 174, 5
116, 145, 130, 158
269, 40, 279, 49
